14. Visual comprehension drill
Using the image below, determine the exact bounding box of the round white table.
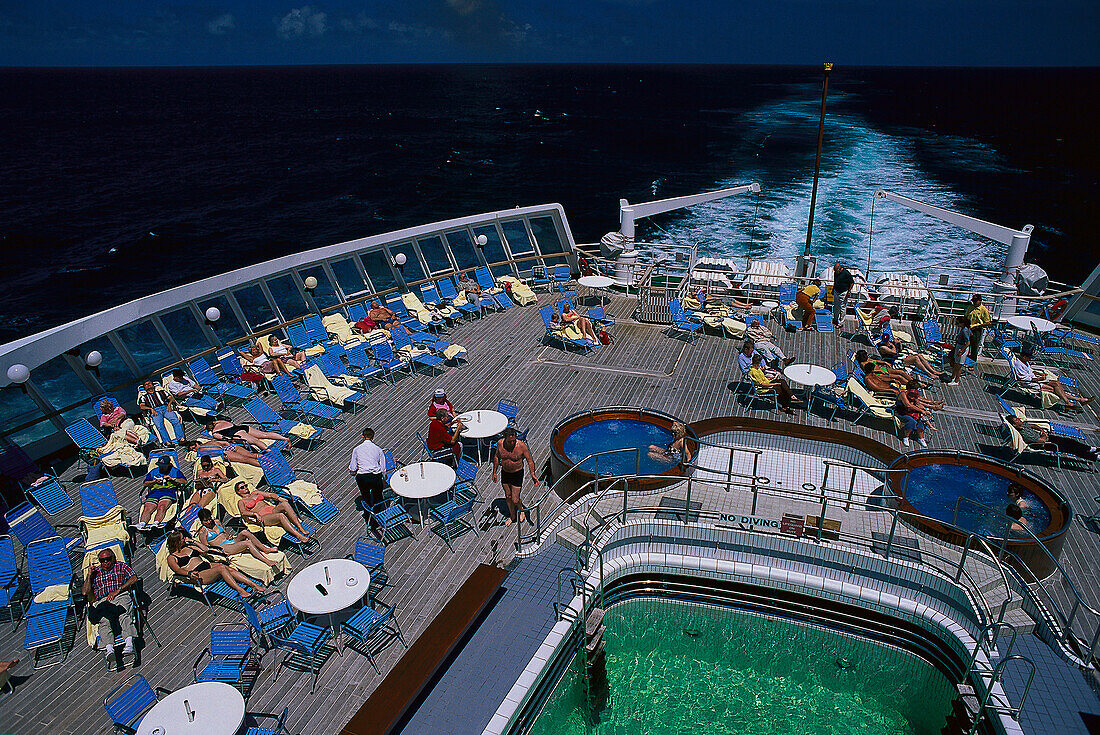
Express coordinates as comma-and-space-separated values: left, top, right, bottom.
760, 300, 780, 323
1005, 315, 1056, 333
287, 559, 370, 654
783, 363, 837, 388
458, 410, 509, 462
136, 682, 244, 735
389, 461, 457, 526
578, 275, 615, 306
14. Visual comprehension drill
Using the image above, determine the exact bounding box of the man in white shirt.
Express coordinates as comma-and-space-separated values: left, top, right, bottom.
745, 318, 794, 367
165, 368, 219, 412
349, 427, 387, 526
1011, 350, 1091, 409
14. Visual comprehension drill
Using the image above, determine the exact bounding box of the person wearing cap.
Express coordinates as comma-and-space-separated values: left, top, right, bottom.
350, 427, 387, 525
745, 317, 793, 367
965, 294, 992, 361
83, 547, 139, 669
139, 455, 186, 529
427, 407, 464, 460
427, 389, 460, 428
1011, 348, 1092, 410
493, 426, 539, 526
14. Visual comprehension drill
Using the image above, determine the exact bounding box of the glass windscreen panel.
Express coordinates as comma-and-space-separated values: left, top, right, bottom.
8, 418, 57, 447
0, 386, 50, 444
266, 275, 309, 321
32, 356, 92, 420
389, 244, 425, 286
446, 229, 481, 271
359, 251, 396, 292
160, 307, 212, 359
474, 224, 513, 277
77, 337, 133, 393
530, 216, 566, 254
198, 295, 246, 344
233, 285, 277, 331
331, 258, 367, 299
417, 236, 453, 275
117, 320, 176, 373
501, 220, 534, 254
299, 266, 340, 310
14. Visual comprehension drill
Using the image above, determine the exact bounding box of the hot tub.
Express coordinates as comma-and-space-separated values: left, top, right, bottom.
549, 407, 695, 500
888, 452, 1072, 579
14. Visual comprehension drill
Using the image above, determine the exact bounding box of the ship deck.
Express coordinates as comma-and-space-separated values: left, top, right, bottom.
2, 287, 1099, 735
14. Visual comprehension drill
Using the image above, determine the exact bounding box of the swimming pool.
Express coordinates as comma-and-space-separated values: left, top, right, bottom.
562, 419, 676, 476
528, 598, 957, 735
902, 463, 1052, 537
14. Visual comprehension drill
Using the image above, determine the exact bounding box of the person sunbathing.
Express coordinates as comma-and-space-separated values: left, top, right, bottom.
183, 437, 262, 467
210, 420, 289, 454
456, 273, 481, 297
266, 334, 305, 367
877, 333, 945, 379
245, 344, 281, 375
561, 302, 598, 342
234, 481, 312, 542
194, 508, 280, 567
904, 379, 945, 431
855, 350, 909, 395
166, 531, 264, 598
140, 456, 186, 529
368, 300, 401, 330
192, 454, 227, 496
1012, 349, 1093, 410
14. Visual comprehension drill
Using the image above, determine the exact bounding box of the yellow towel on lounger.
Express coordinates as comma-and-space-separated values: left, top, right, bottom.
561, 324, 584, 341
288, 422, 319, 440
498, 276, 537, 306
322, 313, 366, 346
304, 364, 356, 405
34, 583, 70, 604
442, 344, 466, 361
217, 480, 285, 544
846, 379, 901, 429
95, 431, 146, 468
287, 479, 323, 506
81, 506, 131, 549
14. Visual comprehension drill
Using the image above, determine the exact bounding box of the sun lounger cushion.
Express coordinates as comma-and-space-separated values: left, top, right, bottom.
304, 365, 357, 405
33, 583, 70, 604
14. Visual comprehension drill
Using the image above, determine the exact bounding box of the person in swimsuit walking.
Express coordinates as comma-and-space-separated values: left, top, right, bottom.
194, 508, 280, 567
165, 531, 264, 598
233, 481, 312, 542
492, 427, 539, 526
648, 422, 693, 466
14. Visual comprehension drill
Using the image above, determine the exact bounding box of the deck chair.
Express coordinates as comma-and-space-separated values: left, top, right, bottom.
778, 282, 797, 305
529, 265, 552, 291
342, 601, 407, 673
136, 449, 185, 531
420, 283, 462, 321
369, 340, 414, 383
188, 358, 258, 407
550, 265, 578, 299
350, 536, 390, 596
215, 479, 316, 557
284, 321, 313, 351
0, 535, 25, 631
1001, 414, 1068, 469
998, 350, 1064, 409
79, 477, 125, 522
347, 302, 368, 323
257, 449, 339, 525
93, 396, 158, 446
5, 502, 81, 552
302, 363, 366, 412
367, 499, 413, 544
814, 310, 834, 332
846, 379, 902, 435
494, 289, 518, 310
1049, 326, 1100, 355
216, 349, 271, 395
541, 306, 597, 352
588, 305, 615, 330
1029, 330, 1092, 369
314, 350, 373, 394
303, 314, 332, 345
193, 622, 256, 689
321, 311, 368, 346
498, 276, 537, 306
65, 418, 145, 477
271, 375, 345, 428
24, 477, 73, 517
668, 299, 703, 342
149, 536, 249, 610
438, 277, 482, 319
243, 398, 323, 450
104, 675, 173, 735
812, 364, 852, 421
453, 458, 481, 503
389, 328, 445, 375
430, 497, 479, 550
24, 536, 75, 667
384, 295, 429, 332
343, 343, 389, 387
475, 266, 505, 294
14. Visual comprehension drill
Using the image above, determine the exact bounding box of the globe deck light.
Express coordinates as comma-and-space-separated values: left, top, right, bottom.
475, 234, 488, 247
304, 276, 318, 291
6, 364, 30, 384
205, 307, 221, 323
85, 351, 103, 367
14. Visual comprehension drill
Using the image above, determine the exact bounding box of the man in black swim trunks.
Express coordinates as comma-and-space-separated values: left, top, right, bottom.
492, 427, 539, 526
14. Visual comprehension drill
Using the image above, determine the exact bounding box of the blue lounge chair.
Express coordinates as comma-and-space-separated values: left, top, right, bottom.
812, 364, 851, 421
79, 477, 125, 521
494, 289, 517, 310
343, 343, 388, 387
257, 449, 339, 525
304, 314, 331, 345
269, 616, 331, 694
342, 601, 406, 673
148, 536, 248, 609
284, 321, 313, 351
240, 591, 296, 648
25, 477, 73, 517
390, 328, 445, 376
438, 277, 482, 319
668, 299, 703, 342
65, 418, 144, 478
24, 536, 75, 668
5, 502, 81, 552
420, 283, 461, 325
188, 357, 257, 407
302, 360, 367, 412
347, 302, 368, 323
369, 340, 413, 383
0, 535, 25, 631
314, 351, 372, 394
541, 306, 597, 352
429, 497, 478, 549
778, 282, 797, 304
552, 264, 578, 299
588, 305, 615, 330
244, 397, 323, 450
271, 375, 345, 428
529, 265, 552, 291
104, 675, 172, 735
193, 622, 255, 690
815, 309, 834, 332
385, 295, 428, 332
217, 348, 271, 394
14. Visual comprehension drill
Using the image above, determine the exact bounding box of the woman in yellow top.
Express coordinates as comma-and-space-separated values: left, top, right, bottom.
795, 283, 820, 331
748, 354, 803, 414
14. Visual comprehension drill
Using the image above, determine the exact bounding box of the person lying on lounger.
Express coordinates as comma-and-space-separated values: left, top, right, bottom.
368, 300, 401, 330
561, 302, 598, 343
194, 508, 280, 567
877, 332, 945, 380
210, 420, 290, 454
266, 334, 305, 367
234, 482, 312, 543
166, 530, 265, 598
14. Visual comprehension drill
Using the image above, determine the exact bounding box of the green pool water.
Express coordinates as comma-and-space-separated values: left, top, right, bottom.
529, 599, 957, 735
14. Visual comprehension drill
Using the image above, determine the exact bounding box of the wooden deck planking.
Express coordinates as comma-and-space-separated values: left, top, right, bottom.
1, 287, 1098, 735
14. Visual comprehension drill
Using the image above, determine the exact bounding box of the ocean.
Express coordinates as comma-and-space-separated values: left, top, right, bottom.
0, 65, 1096, 343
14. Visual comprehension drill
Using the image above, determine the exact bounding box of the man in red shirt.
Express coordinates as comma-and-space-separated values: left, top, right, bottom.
427, 408, 464, 460
82, 548, 139, 669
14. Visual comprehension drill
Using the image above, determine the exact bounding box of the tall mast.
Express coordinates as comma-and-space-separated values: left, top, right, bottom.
802, 62, 833, 275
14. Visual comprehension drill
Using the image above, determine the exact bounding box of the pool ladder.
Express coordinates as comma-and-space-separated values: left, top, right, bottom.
941, 622, 1035, 735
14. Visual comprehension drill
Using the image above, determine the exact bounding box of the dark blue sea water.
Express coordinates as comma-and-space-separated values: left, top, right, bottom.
0, 65, 1097, 343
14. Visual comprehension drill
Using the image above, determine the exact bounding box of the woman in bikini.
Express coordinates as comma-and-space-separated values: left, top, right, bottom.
210, 420, 290, 454
194, 508, 280, 567
648, 422, 693, 466
855, 350, 909, 395
561, 303, 598, 342
165, 530, 264, 598
234, 481, 312, 542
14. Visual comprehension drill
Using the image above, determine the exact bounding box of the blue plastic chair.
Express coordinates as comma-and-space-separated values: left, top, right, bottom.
149, 537, 243, 609
104, 674, 172, 735
257, 449, 338, 525
351, 535, 389, 598
314, 351, 372, 395
368, 500, 413, 544
0, 535, 25, 631
588, 305, 615, 330
304, 314, 331, 345
384, 295, 429, 332
284, 321, 312, 351
347, 302, 368, 323
188, 357, 258, 406
429, 497, 479, 550
271, 375, 345, 428
26, 477, 73, 517
552, 264, 578, 299
453, 458, 481, 503
245, 708, 289, 735
24, 536, 75, 668
668, 299, 703, 342
270, 618, 331, 693
778, 282, 797, 304
79, 477, 124, 521
369, 340, 413, 383
529, 265, 551, 291
812, 364, 850, 421
342, 601, 406, 673
541, 306, 597, 353
438, 277, 482, 319
193, 622, 254, 689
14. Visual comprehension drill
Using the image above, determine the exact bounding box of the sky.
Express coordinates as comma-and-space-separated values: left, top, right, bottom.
0, 1, 1097, 67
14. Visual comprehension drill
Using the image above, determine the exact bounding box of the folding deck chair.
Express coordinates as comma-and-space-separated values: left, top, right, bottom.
187, 357, 258, 407
343, 343, 389, 387
271, 375, 345, 428
243, 397, 323, 450
385, 295, 430, 332
389, 328, 445, 375
65, 418, 145, 478
0, 535, 25, 631
668, 299, 703, 342
303, 314, 332, 346
551, 264, 578, 300
368, 340, 414, 383
5, 502, 82, 552
148, 537, 250, 610
302, 363, 367, 413
540, 306, 597, 352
